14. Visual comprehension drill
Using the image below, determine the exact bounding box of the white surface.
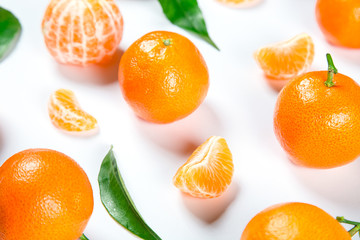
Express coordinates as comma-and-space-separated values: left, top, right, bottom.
1, 0, 360, 239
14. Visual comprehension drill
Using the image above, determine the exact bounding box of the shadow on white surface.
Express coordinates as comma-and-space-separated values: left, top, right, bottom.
135, 103, 222, 156
331, 47, 360, 66
291, 158, 360, 207
181, 182, 239, 224
264, 77, 289, 92
56, 48, 124, 85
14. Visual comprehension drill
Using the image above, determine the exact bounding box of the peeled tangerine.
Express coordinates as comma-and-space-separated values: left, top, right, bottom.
48, 89, 98, 135
42, 0, 123, 66
173, 136, 234, 198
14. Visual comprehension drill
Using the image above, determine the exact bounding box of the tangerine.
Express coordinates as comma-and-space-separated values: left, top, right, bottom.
42, 0, 124, 66
173, 136, 234, 198
241, 202, 351, 240
0, 149, 94, 240
316, 0, 360, 48
274, 54, 360, 168
118, 31, 209, 124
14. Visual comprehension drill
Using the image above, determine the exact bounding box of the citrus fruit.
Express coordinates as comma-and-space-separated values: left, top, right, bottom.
216, 0, 262, 8
241, 202, 351, 240
316, 0, 360, 48
274, 54, 360, 168
173, 136, 234, 198
118, 31, 209, 124
0, 149, 94, 240
254, 33, 314, 90
42, 0, 124, 66
48, 89, 98, 134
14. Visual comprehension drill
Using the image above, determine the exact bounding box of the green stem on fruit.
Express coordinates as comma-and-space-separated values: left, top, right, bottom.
337, 216, 360, 237
324, 53, 338, 87
163, 39, 173, 46
349, 225, 360, 237
80, 234, 89, 240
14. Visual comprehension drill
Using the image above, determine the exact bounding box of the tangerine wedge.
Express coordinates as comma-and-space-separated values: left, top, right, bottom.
254, 33, 314, 89
173, 136, 234, 198
48, 89, 98, 134
216, 0, 262, 8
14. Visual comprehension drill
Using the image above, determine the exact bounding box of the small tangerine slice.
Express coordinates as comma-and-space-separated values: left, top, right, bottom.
173, 136, 234, 198
254, 33, 314, 80
48, 89, 98, 134
216, 0, 262, 8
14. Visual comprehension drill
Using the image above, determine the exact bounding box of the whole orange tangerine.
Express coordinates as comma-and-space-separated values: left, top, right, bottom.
241, 202, 351, 240
274, 54, 360, 168
42, 0, 124, 66
118, 31, 209, 124
0, 149, 94, 240
316, 0, 360, 48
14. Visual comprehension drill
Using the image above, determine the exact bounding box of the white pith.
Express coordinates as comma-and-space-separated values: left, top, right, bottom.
43, 0, 123, 65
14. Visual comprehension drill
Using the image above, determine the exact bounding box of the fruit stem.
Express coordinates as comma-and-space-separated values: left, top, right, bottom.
349, 225, 360, 237
324, 53, 338, 88
80, 234, 89, 240
337, 216, 360, 237
163, 39, 173, 46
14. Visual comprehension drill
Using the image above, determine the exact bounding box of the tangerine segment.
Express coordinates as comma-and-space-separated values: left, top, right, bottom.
173, 136, 234, 198
48, 89, 98, 133
254, 33, 314, 80
42, 0, 123, 66
216, 0, 262, 8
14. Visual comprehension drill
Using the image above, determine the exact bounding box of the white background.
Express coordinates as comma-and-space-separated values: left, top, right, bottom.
1, 0, 360, 239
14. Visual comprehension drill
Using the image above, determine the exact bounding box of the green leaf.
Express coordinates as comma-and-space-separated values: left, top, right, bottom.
98, 146, 162, 240
79, 234, 89, 240
0, 7, 21, 61
158, 0, 219, 50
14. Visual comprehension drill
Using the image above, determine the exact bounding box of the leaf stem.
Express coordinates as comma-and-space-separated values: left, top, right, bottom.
324, 53, 338, 87
79, 234, 89, 240
337, 216, 360, 237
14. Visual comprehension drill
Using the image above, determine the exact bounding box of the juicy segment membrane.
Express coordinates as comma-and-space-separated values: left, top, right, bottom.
254, 33, 314, 80
173, 136, 234, 198
42, 0, 123, 66
48, 89, 98, 134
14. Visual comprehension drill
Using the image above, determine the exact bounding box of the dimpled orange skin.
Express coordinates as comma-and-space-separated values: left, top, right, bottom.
241, 202, 351, 240
118, 31, 209, 124
274, 71, 360, 168
0, 149, 94, 240
316, 0, 360, 48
